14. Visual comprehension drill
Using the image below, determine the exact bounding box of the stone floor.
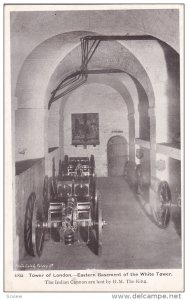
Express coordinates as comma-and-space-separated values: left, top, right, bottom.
20, 177, 182, 270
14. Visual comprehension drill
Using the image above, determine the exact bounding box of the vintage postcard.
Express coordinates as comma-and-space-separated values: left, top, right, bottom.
4, 4, 184, 293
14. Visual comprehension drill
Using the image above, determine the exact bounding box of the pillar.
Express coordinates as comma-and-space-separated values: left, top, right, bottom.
128, 112, 135, 162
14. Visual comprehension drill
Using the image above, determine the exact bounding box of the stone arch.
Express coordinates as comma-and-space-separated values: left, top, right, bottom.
15, 30, 178, 169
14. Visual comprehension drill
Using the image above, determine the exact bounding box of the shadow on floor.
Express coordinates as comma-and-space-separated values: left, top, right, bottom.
123, 176, 182, 238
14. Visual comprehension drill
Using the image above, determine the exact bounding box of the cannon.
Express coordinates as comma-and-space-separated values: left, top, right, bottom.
24, 155, 106, 258
60, 154, 95, 178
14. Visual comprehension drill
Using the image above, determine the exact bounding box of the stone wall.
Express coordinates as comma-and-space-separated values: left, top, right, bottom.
61, 83, 129, 177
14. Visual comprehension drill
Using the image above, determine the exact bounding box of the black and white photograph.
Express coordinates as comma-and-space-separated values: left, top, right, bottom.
4, 4, 184, 292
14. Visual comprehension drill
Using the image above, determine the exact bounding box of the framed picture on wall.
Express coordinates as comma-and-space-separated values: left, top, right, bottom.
72, 113, 99, 146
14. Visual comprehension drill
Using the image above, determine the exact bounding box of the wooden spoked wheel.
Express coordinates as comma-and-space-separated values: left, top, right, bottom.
58, 160, 62, 177
96, 200, 103, 256
94, 191, 103, 256
93, 187, 98, 221
64, 155, 69, 165
90, 155, 95, 176
152, 181, 171, 229
52, 158, 57, 197
24, 193, 45, 257
43, 176, 50, 220
62, 155, 69, 175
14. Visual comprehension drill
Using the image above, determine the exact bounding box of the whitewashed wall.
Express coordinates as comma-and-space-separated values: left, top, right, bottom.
62, 83, 129, 177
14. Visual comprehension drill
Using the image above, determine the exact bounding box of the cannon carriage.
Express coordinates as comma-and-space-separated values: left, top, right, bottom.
24, 155, 106, 257
59, 155, 95, 178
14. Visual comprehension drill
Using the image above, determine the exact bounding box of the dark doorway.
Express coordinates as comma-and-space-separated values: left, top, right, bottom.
107, 135, 128, 177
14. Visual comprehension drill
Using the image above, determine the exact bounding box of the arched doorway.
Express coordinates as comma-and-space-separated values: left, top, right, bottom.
107, 136, 128, 177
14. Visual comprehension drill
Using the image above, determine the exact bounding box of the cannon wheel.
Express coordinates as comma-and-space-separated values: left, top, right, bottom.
93, 189, 98, 220
152, 181, 171, 229
89, 176, 96, 215
64, 155, 69, 164
96, 199, 103, 256
58, 160, 62, 177
94, 191, 103, 256
52, 158, 57, 197
90, 155, 95, 176
62, 155, 69, 175
43, 176, 50, 220
24, 193, 45, 257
